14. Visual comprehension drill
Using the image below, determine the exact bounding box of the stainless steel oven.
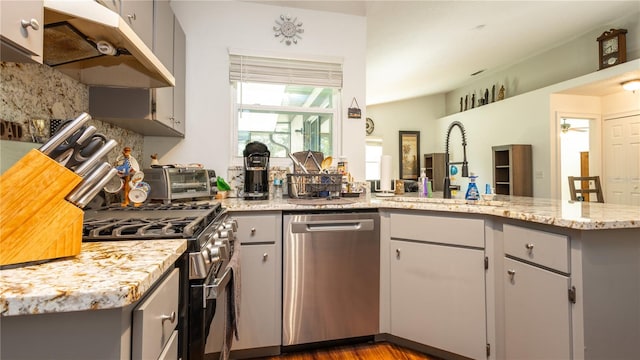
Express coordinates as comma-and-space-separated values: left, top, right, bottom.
82, 202, 238, 360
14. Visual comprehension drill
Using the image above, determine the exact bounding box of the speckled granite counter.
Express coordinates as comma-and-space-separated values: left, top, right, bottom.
0, 240, 186, 316
220, 194, 640, 230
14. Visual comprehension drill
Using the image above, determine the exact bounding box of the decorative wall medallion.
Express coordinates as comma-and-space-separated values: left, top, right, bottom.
273, 14, 303, 45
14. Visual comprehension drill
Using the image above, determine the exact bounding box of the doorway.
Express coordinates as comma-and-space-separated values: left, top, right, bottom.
559, 117, 591, 201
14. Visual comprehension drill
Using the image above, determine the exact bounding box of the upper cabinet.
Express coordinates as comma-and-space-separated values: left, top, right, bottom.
95, 0, 153, 49
0, 0, 44, 63
89, 0, 186, 137
120, 0, 153, 49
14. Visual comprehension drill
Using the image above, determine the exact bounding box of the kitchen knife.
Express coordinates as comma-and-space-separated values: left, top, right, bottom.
66, 162, 112, 205
73, 139, 118, 177
39, 112, 91, 156
74, 168, 119, 208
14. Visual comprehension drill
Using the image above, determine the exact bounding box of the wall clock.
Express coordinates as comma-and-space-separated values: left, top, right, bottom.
273, 14, 304, 46
597, 28, 627, 70
366, 117, 375, 135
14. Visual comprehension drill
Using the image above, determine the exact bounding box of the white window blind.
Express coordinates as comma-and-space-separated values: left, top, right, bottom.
229, 54, 343, 88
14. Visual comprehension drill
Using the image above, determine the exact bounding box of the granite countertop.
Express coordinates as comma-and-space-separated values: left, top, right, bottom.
220, 193, 640, 230
0, 240, 187, 317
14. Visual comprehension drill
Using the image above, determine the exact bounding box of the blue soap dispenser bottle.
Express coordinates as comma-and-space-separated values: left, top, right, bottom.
465, 173, 480, 201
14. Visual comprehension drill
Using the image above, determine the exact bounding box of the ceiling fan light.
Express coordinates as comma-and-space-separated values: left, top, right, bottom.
621, 79, 640, 91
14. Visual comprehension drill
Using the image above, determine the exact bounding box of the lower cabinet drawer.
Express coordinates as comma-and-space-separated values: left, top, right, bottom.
390, 212, 484, 248
504, 224, 569, 273
232, 212, 280, 244
132, 269, 180, 360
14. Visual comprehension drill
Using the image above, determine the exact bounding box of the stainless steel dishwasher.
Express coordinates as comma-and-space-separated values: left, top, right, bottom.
282, 211, 380, 346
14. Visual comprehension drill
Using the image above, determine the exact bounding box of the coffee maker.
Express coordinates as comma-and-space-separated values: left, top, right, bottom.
243, 141, 270, 200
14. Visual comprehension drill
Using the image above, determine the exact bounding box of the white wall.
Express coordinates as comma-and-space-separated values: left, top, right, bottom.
431, 59, 638, 199
366, 94, 445, 179
444, 11, 640, 115
144, 0, 367, 179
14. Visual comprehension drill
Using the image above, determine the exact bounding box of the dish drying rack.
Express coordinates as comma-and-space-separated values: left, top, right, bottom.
286, 173, 342, 198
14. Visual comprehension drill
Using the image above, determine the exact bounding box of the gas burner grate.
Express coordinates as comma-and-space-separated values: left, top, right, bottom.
101, 201, 221, 212
83, 216, 202, 239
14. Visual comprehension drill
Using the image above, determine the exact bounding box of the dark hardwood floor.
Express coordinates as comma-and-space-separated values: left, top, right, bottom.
250, 342, 441, 360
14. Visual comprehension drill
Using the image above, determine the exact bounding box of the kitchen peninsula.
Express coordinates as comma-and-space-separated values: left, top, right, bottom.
1, 196, 638, 359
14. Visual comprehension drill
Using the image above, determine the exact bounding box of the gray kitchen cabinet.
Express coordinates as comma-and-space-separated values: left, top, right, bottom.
153, 3, 186, 135
120, 0, 153, 49
132, 268, 180, 360
89, 0, 186, 137
0, 0, 43, 63
223, 212, 282, 357
0, 267, 181, 360
388, 212, 487, 360
502, 224, 572, 359
98, 0, 121, 13
504, 258, 571, 359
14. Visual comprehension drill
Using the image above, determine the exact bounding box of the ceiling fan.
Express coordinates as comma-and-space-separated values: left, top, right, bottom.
561, 119, 588, 133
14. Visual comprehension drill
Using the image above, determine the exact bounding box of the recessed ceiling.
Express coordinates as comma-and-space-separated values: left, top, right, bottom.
244, 1, 640, 104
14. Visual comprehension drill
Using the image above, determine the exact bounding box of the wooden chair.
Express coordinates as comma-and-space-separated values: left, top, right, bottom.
568, 176, 604, 203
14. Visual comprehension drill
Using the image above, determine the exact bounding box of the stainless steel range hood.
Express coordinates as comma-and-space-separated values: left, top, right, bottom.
43, 0, 174, 88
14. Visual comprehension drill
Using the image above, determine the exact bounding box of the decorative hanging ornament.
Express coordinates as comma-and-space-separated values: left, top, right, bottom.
273, 14, 304, 45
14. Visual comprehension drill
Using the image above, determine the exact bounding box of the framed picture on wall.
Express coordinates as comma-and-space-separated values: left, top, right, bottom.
399, 131, 420, 180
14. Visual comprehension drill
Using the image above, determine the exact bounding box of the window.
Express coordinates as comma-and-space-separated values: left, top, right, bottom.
230, 52, 343, 160
235, 82, 337, 158
365, 138, 383, 180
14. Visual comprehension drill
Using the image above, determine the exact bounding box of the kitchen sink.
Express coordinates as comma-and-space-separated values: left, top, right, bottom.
377, 194, 508, 207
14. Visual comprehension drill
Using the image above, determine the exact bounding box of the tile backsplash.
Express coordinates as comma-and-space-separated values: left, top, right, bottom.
0, 62, 143, 164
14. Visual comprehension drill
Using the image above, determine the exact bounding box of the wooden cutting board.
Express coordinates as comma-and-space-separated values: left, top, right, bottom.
0, 149, 84, 266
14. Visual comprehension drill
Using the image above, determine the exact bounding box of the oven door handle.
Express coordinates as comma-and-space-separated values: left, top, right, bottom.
204, 267, 232, 302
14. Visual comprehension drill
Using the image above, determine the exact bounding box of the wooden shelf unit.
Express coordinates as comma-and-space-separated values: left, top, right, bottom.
423, 153, 446, 192
492, 145, 533, 196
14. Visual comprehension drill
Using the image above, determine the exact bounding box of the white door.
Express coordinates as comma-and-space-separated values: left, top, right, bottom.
603, 115, 640, 205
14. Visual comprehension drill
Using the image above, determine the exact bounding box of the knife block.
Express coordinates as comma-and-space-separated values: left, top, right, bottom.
0, 149, 84, 266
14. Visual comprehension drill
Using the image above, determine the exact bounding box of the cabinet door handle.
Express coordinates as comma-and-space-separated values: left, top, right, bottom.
127, 13, 137, 21
263, 253, 268, 261
250, 227, 256, 235
507, 269, 516, 281
161, 311, 176, 324
21, 19, 40, 31
396, 248, 401, 259
525, 243, 534, 252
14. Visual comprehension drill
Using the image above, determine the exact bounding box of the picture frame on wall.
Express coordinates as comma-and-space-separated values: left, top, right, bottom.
399, 131, 420, 180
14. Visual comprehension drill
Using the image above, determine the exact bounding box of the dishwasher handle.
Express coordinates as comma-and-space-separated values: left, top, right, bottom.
291, 218, 374, 233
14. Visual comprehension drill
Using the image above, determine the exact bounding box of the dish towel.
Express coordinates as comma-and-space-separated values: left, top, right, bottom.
220, 243, 241, 360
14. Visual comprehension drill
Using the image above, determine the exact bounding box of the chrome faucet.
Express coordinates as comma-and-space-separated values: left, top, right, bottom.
443, 121, 469, 198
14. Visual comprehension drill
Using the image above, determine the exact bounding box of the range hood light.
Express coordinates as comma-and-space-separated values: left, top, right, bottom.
96, 40, 117, 56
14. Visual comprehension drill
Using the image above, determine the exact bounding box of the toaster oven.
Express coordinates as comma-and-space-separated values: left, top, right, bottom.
144, 167, 212, 203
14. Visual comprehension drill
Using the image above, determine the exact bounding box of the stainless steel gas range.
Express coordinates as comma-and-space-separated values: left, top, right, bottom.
82, 201, 237, 360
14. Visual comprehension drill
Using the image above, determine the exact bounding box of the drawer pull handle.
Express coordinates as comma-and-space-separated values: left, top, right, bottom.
525, 243, 534, 252
396, 249, 401, 258
507, 269, 516, 281
263, 253, 268, 261
161, 311, 176, 324
21, 19, 40, 31
127, 13, 137, 21
250, 227, 256, 235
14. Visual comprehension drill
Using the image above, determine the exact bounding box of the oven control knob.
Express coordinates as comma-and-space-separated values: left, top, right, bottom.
214, 240, 230, 260
201, 248, 211, 264
207, 243, 221, 263
217, 228, 232, 239
222, 219, 238, 232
